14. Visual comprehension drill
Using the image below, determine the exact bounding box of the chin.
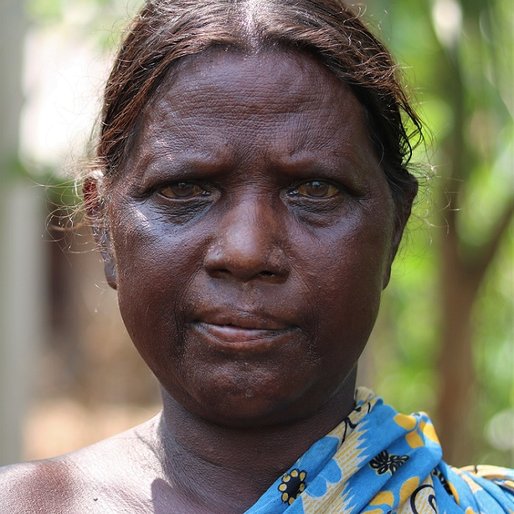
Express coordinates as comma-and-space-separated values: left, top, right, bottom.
172, 365, 359, 430
174, 367, 317, 428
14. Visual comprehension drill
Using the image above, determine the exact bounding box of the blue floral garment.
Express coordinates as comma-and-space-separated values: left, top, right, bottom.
246, 388, 514, 513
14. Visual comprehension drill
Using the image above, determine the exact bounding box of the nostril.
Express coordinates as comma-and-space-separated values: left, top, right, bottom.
204, 234, 289, 282
210, 268, 231, 279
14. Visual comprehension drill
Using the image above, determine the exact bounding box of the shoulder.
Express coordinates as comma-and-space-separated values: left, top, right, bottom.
0, 416, 162, 513
0, 458, 83, 514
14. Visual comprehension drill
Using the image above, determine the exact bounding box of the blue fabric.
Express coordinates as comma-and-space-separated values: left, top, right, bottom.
246, 388, 514, 513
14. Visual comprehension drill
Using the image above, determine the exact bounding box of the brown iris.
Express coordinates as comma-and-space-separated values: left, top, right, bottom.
292, 180, 339, 198
159, 182, 208, 199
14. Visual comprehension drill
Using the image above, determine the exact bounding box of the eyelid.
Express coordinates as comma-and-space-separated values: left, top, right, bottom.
287, 179, 342, 199
156, 181, 212, 200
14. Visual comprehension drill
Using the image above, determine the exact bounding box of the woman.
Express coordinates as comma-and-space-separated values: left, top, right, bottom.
1, 0, 513, 512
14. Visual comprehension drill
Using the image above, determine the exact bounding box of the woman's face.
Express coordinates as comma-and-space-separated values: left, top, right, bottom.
105, 49, 399, 427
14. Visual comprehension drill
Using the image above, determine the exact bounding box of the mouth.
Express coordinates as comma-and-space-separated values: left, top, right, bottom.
190, 312, 298, 352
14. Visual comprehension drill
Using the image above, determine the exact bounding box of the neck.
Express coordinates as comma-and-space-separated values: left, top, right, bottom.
152, 369, 357, 513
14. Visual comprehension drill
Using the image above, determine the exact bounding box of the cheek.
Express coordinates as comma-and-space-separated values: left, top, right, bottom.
297, 214, 391, 299
109, 204, 206, 356
296, 217, 392, 354
112, 201, 205, 279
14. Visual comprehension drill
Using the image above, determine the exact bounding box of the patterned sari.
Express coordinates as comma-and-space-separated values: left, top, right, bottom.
246, 388, 514, 513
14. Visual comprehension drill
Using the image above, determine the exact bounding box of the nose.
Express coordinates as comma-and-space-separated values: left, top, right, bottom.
204, 195, 290, 283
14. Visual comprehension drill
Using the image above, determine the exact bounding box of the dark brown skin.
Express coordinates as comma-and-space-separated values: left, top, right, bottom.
0, 50, 407, 513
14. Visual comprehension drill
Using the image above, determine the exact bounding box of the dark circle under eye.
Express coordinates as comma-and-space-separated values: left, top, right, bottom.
295, 181, 340, 198
158, 182, 208, 199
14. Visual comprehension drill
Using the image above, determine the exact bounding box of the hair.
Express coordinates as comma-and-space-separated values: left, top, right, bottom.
96, 0, 422, 218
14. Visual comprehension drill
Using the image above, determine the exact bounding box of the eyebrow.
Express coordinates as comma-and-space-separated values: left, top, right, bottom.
271, 153, 375, 185
134, 148, 236, 183
132, 143, 378, 190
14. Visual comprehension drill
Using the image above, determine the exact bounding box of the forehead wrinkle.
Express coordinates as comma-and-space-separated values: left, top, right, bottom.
155, 86, 326, 123
153, 49, 346, 117
131, 49, 377, 179
148, 83, 363, 149
270, 104, 374, 175
136, 97, 233, 168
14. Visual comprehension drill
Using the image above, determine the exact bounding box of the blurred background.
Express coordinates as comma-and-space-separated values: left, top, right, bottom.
0, 0, 512, 468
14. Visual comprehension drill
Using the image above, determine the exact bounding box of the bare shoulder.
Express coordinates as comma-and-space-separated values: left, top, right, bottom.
0, 458, 83, 514
0, 416, 162, 514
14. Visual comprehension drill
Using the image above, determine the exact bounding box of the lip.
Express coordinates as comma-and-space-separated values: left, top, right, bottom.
196, 310, 292, 330
190, 310, 298, 352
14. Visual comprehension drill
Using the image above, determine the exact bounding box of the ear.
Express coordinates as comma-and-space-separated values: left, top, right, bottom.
382, 186, 417, 289
381, 217, 406, 289
83, 175, 118, 290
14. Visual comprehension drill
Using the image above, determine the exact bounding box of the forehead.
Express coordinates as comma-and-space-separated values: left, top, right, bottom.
130, 48, 376, 171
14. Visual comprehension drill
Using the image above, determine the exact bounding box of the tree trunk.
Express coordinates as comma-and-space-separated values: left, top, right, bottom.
437, 228, 477, 464
0, 1, 47, 465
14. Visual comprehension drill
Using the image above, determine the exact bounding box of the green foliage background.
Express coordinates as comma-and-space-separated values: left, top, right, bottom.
364, 0, 513, 466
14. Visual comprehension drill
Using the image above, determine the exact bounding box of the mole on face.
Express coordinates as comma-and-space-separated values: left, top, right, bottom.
105, 49, 397, 427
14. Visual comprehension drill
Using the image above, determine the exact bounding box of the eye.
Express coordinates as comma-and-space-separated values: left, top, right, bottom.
288, 180, 340, 199
158, 182, 210, 199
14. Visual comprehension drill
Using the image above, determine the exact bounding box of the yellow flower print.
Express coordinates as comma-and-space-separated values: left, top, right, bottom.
278, 469, 307, 505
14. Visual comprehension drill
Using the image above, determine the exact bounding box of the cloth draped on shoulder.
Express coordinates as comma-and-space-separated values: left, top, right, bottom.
246, 388, 514, 514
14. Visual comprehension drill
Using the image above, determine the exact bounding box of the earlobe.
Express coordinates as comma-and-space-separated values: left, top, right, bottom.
103, 257, 118, 290
83, 175, 118, 290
